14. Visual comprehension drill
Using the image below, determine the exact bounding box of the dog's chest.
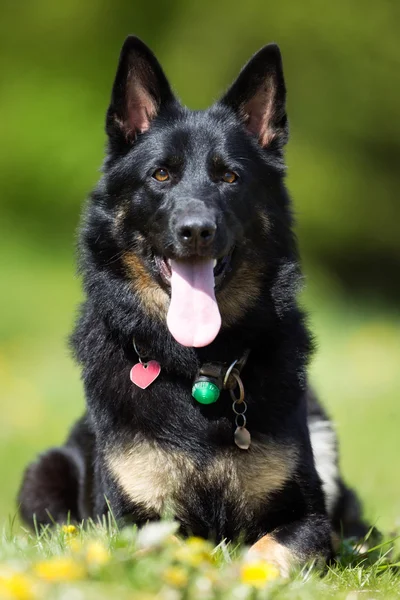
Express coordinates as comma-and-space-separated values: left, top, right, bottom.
107, 437, 297, 522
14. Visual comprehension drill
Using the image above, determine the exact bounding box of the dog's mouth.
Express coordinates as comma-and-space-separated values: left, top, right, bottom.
152, 252, 233, 348
154, 253, 232, 287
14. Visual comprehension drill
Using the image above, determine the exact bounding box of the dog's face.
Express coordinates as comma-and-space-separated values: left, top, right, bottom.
92, 37, 290, 348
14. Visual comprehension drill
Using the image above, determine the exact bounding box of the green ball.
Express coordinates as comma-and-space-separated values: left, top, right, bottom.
192, 381, 220, 404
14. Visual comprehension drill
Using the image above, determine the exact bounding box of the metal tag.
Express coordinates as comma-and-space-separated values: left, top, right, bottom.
234, 426, 251, 450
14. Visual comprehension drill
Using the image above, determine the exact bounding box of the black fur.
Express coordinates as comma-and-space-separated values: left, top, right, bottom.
19, 36, 368, 568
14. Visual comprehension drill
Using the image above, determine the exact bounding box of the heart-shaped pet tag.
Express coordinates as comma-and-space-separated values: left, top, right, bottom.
130, 361, 161, 389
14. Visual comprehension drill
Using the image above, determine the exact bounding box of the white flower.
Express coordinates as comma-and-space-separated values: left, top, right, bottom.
136, 520, 179, 550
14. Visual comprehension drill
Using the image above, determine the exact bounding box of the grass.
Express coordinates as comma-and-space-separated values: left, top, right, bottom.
0, 518, 399, 599
1, 235, 400, 597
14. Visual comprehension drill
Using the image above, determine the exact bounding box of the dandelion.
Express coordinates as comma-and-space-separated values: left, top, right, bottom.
62, 525, 77, 536
163, 566, 188, 588
240, 561, 280, 588
186, 537, 211, 549
34, 556, 86, 582
173, 537, 213, 567
0, 572, 36, 600
86, 540, 110, 567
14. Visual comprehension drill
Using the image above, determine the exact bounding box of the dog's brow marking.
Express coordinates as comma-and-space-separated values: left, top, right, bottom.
107, 437, 297, 516
218, 259, 261, 326
123, 251, 169, 320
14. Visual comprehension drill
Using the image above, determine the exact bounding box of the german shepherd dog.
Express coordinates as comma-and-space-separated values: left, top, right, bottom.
19, 37, 368, 575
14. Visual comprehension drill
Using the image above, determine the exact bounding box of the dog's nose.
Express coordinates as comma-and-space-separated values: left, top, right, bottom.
176, 217, 216, 250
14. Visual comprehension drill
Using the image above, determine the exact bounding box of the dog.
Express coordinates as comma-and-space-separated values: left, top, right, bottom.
18, 36, 369, 576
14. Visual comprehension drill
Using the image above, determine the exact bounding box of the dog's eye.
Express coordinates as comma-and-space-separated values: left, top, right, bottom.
222, 171, 238, 184
153, 168, 170, 182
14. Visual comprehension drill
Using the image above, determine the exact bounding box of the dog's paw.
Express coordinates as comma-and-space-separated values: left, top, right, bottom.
246, 534, 296, 578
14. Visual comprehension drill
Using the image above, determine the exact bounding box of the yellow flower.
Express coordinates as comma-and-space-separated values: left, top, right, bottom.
240, 561, 280, 588
62, 524, 77, 536
174, 537, 213, 567
85, 541, 110, 567
186, 537, 211, 549
163, 566, 188, 588
0, 573, 36, 600
34, 556, 86, 582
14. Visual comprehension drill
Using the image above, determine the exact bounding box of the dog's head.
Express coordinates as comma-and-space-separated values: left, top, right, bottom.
85, 37, 294, 349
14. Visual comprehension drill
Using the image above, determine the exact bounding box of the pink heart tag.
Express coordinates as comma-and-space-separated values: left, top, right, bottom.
130, 361, 161, 389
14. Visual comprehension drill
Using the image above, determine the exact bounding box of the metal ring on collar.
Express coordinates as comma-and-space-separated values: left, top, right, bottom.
223, 359, 238, 389
235, 413, 247, 428
232, 399, 247, 417
229, 372, 245, 404
133, 337, 147, 365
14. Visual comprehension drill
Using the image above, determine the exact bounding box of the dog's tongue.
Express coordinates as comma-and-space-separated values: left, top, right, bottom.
167, 259, 221, 347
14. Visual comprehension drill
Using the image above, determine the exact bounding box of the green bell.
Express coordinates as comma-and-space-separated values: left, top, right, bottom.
192, 380, 220, 404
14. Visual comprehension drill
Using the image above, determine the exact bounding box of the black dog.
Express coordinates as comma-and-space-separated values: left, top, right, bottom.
19, 37, 368, 575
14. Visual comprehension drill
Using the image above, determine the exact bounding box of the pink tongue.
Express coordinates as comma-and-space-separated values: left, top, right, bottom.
167, 259, 222, 347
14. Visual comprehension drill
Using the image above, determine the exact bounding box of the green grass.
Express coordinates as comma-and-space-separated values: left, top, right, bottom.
1, 237, 400, 597
0, 519, 399, 599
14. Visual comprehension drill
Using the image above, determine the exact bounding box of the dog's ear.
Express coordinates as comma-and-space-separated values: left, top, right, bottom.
220, 44, 288, 148
106, 36, 177, 148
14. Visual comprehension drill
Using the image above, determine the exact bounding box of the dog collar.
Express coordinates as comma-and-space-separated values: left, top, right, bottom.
192, 351, 251, 450
191, 349, 250, 404
130, 338, 251, 450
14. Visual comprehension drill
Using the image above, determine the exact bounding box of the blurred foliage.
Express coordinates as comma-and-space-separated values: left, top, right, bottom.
0, 0, 399, 530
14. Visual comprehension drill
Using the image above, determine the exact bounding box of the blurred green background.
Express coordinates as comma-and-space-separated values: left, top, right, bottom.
1, 0, 399, 533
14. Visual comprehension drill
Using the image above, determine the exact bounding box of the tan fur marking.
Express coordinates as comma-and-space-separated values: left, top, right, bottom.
113, 204, 130, 236
247, 534, 296, 578
218, 259, 262, 327
123, 250, 261, 328
123, 251, 169, 320
107, 441, 190, 515
203, 440, 297, 507
258, 211, 270, 235
237, 440, 297, 502
107, 437, 297, 516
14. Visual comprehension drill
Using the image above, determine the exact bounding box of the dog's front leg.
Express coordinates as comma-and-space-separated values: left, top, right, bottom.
247, 515, 333, 577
